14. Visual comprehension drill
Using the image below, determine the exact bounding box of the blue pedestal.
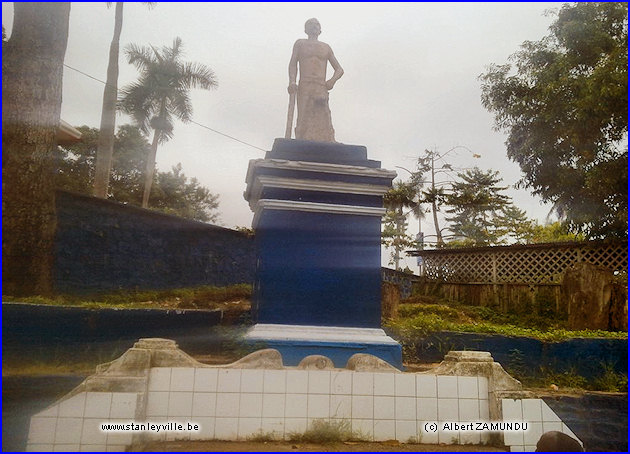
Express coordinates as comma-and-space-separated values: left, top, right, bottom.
244, 138, 402, 368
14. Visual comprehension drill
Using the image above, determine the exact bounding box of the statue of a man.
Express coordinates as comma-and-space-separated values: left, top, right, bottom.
288, 18, 344, 142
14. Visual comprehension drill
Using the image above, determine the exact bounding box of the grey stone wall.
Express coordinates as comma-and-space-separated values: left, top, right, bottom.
54, 191, 255, 293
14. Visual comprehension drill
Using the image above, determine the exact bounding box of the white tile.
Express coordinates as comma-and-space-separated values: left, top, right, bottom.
416, 375, 437, 398
437, 398, 459, 421
417, 398, 438, 421
194, 368, 218, 392
53, 444, 79, 452
510, 446, 524, 452
36, 404, 59, 418
395, 374, 416, 397
192, 392, 216, 417
239, 393, 263, 418
105, 419, 133, 445
418, 421, 438, 444
478, 377, 489, 399
460, 429, 481, 445
286, 370, 308, 394
374, 396, 394, 419
261, 418, 284, 439
84, 393, 112, 419
502, 399, 523, 421
216, 393, 240, 417
79, 444, 108, 451
59, 394, 86, 418
459, 399, 479, 421
240, 369, 264, 393
263, 370, 286, 394
190, 417, 214, 440
437, 376, 458, 398
373, 373, 394, 396
237, 417, 262, 439
373, 420, 395, 441
438, 428, 459, 444
165, 419, 190, 441
542, 421, 562, 433
352, 419, 373, 441
541, 401, 561, 422
26, 444, 53, 452
28, 417, 57, 444
214, 417, 238, 440
168, 392, 193, 417
352, 395, 374, 419
479, 399, 490, 421
353, 372, 374, 395
217, 369, 241, 393
457, 376, 478, 399
284, 418, 307, 436
146, 392, 169, 417
285, 394, 308, 418
110, 393, 137, 419
105, 445, 127, 452
330, 395, 351, 419
523, 422, 543, 446
503, 425, 524, 446
80, 418, 107, 445
522, 399, 542, 422
330, 371, 352, 395
308, 370, 331, 394
149, 368, 171, 391
396, 420, 417, 442
55, 418, 83, 444
395, 396, 416, 420
523, 445, 537, 452
144, 418, 167, 442
262, 393, 285, 418
170, 368, 195, 392
307, 394, 329, 418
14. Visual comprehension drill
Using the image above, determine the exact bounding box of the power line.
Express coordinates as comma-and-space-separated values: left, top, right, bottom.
63, 63, 266, 152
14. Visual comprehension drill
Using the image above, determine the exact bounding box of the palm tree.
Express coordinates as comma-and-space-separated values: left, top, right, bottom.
93, 2, 154, 199
119, 37, 217, 207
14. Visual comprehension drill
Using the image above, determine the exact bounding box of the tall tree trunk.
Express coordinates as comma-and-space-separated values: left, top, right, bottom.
430, 155, 443, 247
142, 130, 160, 208
2, 2, 71, 296
93, 2, 123, 198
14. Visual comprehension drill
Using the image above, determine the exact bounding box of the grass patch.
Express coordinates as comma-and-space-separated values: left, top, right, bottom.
2, 283, 252, 310
385, 298, 627, 343
287, 419, 366, 443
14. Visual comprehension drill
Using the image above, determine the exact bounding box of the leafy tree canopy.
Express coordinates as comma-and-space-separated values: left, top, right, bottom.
56, 124, 219, 223
480, 2, 627, 239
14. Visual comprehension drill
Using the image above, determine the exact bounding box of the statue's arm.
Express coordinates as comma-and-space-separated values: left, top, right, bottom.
326, 47, 344, 90
288, 41, 300, 94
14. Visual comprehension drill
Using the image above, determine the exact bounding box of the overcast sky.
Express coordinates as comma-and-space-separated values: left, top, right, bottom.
3, 2, 566, 269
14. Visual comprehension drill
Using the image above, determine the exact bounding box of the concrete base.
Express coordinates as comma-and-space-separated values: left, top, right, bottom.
245, 323, 403, 370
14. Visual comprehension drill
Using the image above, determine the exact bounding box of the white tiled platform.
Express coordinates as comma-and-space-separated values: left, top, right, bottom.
26, 363, 583, 451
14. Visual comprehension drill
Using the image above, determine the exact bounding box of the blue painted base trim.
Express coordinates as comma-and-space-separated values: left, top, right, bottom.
247, 337, 403, 370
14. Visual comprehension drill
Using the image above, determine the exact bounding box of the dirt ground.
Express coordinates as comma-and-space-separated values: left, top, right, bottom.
139, 440, 507, 452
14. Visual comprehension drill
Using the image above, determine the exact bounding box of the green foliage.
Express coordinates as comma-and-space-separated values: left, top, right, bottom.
592, 363, 628, 392
480, 2, 628, 239
287, 419, 365, 443
524, 221, 586, 244
385, 300, 627, 344
382, 180, 420, 269
3, 283, 252, 309
445, 167, 521, 246
56, 124, 220, 222
119, 37, 217, 143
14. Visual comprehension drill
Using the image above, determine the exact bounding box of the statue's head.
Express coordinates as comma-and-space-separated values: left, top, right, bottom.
304, 18, 321, 37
